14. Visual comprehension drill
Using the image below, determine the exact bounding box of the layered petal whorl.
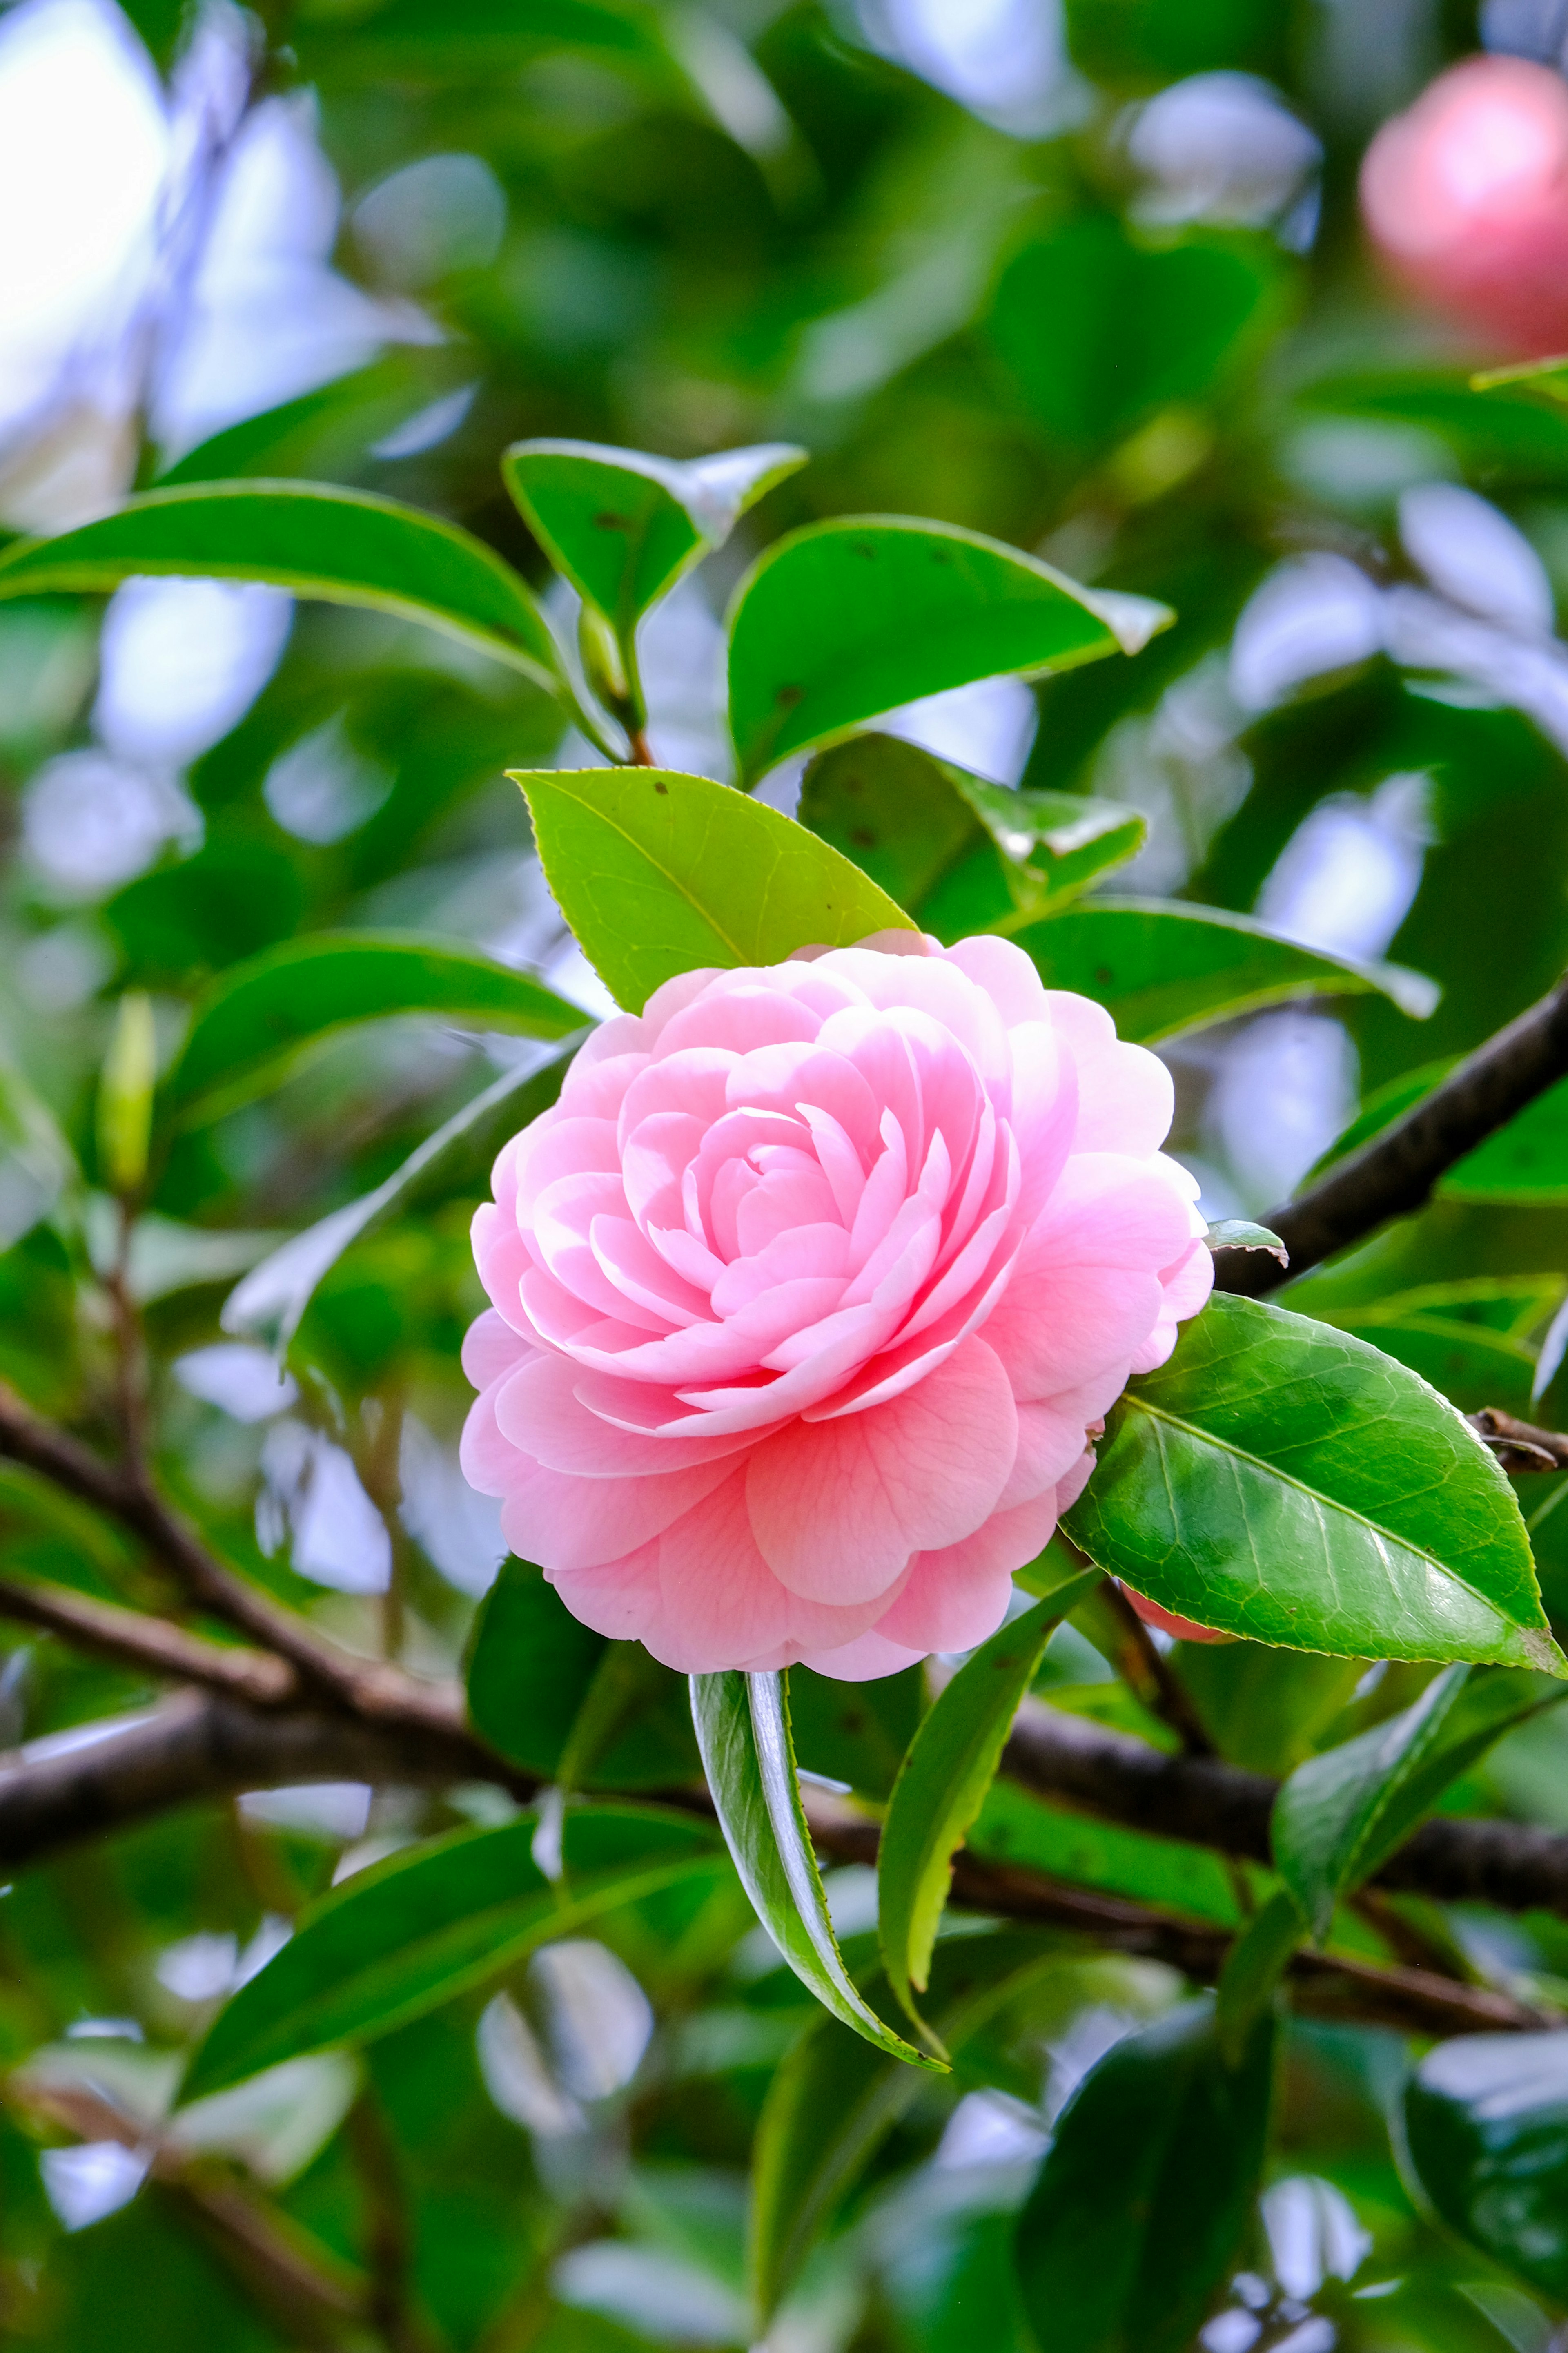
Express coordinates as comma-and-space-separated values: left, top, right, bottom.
461, 934, 1211, 1679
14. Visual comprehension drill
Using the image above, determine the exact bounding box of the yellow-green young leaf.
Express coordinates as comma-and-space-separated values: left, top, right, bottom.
1272, 1664, 1566, 1940
689, 1670, 939, 2070
1214, 1889, 1303, 2069
751, 1933, 1065, 2321
1065, 1296, 1564, 1673
727, 517, 1172, 786
503, 438, 806, 633
183, 1806, 722, 2097
1013, 1997, 1275, 2353
96, 993, 156, 1195
1011, 899, 1437, 1045
798, 732, 1144, 938
0, 482, 565, 690
165, 933, 584, 1124
876, 1568, 1100, 2045
515, 767, 916, 1012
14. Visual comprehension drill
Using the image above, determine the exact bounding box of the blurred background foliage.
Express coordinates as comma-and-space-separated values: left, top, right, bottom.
10, 0, 1568, 2345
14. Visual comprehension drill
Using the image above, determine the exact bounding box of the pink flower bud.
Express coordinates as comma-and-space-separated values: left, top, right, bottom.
461, 936, 1212, 1680
1361, 54, 1568, 354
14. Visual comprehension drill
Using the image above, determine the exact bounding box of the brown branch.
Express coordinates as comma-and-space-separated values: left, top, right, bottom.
1213, 969, 1568, 1294
1469, 1407, 1568, 1473
0, 1382, 465, 1740
0, 1574, 297, 1707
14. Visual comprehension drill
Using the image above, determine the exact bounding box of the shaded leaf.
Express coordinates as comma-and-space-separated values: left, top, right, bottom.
1404, 2030, 1568, 2304
1010, 898, 1437, 1046
183, 1806, 722, 2097
0, 482, 564, 689
1012, 1996, 1274, 2353
466, 1558, 609, 1777
969, 1779, 1257, 1929
688, 1669, 937, 2068
223, 1046, 575, 1354
1273, 1664, 1564, 1940
166, 933, 583, 1124
0, 1056, 75, 1251
1214, 1889, 1303, 2069
1064, 1295, 1563, 1671
1443, 1076, 1568, 1204
798, 731, 1144, 938
752, 1934, 1065, 2320
877, 1568, 1100, 2043
516, 766, 915, 1012
727, 518, 1171, 786
503, 438, 805, 634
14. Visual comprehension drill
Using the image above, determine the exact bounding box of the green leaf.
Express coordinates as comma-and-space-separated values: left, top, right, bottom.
877, 1568, 1100, 2046
1404, 2030, 1568, 2304
798, 732, 1144, 939
1064, 1294, 1564, 1673
969, 1779, 1256, 1929
222, 1047, 575, 1355
1473, 352, 1568, 407
503, 439, 806, 636
0, 482, 565, 691
1009, 899, 1437, 1046
786, 1665, 926, 1802
1297, 1056, 1454, 1188
1442, 1076, 1568, 1204
466, 1558, 610, 1776
295, 0, 681, 78
1305, 1280, 1567, 1416
751, 1933, 1065, 2321
515, 766, 915, 1013
688, 1669, 938, 2070
1214, 1888, 1303, 2070
0, 1055, 76, 1251
1273, 1664, 1565, 1940
183, 1805, 722, 2098
1012, 1996, 1275, 2353
726, 518, 1172, 787
1205, 1220, 1287, 1262
165, 933, 584, 1124
155, 357, 464, 488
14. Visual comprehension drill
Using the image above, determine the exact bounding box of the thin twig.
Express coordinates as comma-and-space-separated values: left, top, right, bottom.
0, 1573, 297, 1707
1469, 1407, 1568, 1472
1099, 1579, 1216, 1756
1214, 969, 1568, 1294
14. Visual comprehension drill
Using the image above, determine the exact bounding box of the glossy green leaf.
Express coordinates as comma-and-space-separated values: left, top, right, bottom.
1404, 2030, 1568, 2304
184, 1805, 721, 2097
155, 357, 465, 488
798, 731, 1144, 939
1306, 1280, 1566, 1416
969, 1778, 1258, 1929
165, 933, 584, 1124
688, 1669, 937, 2069
726, 517, 1172, 786
878, 1568, 1100, 2044
503, 439, 805, 636
1009, 899, 1437, 1045
1214, 1888, 1303, 2069
1012, 1996, 1275, 2353
1474, 353, 1568, 407
1205, 1220, 1287, 1262
0, 482, 564, 689
466, 1559, 610, 1776
222, 1046, 575, 1354
1065, 1294, 1563, 1672
752, 1934, 1065, 2320
515, 766, 915, 1012
786, 1664, 926, 1802
1442, 1076, 1568, 1204
295, 0, 680, 77
1273, 1664, 1565, 1940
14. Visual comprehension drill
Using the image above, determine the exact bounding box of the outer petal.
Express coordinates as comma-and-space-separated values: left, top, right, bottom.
497, 1452, 736, 1572
794, 1625, 929, 1681
745, 1337, 1018, 1603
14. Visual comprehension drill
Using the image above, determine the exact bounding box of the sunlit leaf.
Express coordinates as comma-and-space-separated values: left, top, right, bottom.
1065, 1295, 1563, 1671
515, 766, 915, 1012
727, 518, 1172, 786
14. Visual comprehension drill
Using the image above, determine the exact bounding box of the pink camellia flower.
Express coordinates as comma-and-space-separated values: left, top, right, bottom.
1361, 54, 1568, 355
461, 932, 1213, 1680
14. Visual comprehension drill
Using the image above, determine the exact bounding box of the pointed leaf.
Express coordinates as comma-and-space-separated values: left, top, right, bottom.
1214, 1889, 1303, 2069
877, 1568, 1100, 2043
1009, 899, 1437, 1045
689, 1669, 938, 2070
516, 766, 915, 1012
1273, 1664, 1565, 1939
1205, 1221, 1287, 1262
799, 731, 1144, 938
183, 1805, 722, 2097
1065, 1295, 1564, 1672
0, 482, 565, 690
752, 1933, 1064, 2321
166, 934, 584, 1124
223, 1046, 575, 1356
1404, 2030, 1568, 2303
1013, 1996, 1275, 2353
727, 517, 1172, 785
503, 438, 806, 631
